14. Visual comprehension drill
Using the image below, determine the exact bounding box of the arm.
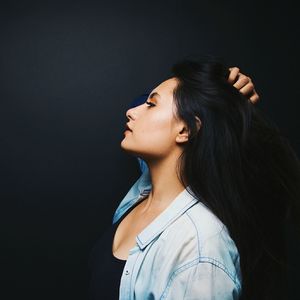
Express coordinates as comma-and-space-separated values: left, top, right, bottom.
163, 262, 241, 300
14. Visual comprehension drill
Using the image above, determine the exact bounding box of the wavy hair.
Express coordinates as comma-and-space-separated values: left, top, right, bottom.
169, 57, 300, 299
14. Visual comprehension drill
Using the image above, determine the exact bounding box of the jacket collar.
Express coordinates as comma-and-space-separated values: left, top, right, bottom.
112, 167, 199, 250
136, 185, 199, 250
112, 167, 152, 225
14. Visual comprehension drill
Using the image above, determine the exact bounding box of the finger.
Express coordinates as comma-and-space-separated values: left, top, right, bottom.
249, 93, 260, 104
239, 82, 255, 96
228, 67, 240, 84
233, 74, 250, 89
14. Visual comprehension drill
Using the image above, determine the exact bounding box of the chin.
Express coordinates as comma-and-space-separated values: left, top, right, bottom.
120, 143, 148, 160
120, 140, 136, 154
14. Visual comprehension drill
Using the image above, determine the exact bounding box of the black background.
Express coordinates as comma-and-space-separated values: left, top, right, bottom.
1, 0, 299, 299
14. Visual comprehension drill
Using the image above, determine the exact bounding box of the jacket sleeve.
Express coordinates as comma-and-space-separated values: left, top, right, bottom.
163, 261, 241, 300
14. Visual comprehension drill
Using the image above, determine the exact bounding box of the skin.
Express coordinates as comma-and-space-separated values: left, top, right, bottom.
120, 68, 259, 216
228, 67, 259, 103
120, 77, 188, 215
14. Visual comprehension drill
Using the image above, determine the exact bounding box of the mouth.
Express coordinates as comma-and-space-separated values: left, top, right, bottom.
125, 124, 132, 131
124, 128, 132, 134
124, 129, 132, 135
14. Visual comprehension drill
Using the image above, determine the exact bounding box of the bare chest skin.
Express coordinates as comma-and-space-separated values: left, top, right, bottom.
112, 198, 161, 260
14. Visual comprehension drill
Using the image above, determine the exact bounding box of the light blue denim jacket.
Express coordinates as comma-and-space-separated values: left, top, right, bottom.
112, 159, 242, 299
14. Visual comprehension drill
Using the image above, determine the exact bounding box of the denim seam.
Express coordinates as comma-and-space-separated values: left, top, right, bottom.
161, 258, 199, 300
185, 209, 239, 287
136, 201, 196, 246
161, 257, 240, 299
186, 211, 202, 257
198, 256, 241, 289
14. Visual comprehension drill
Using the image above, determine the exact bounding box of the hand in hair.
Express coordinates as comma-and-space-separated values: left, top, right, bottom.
228, 67, 260, 104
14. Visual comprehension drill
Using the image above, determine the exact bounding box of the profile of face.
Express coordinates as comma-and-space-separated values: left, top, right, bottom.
120, 78, 190, 162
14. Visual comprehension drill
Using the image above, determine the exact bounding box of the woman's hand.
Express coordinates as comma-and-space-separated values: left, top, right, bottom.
228, 67, 260, 104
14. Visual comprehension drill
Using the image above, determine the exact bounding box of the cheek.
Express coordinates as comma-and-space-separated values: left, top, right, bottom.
121, 115, 176, 159
140, 114, 172, 136
136, 115, 175, 152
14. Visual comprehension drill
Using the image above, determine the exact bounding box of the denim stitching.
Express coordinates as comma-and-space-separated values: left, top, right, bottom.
136, 200, 197, 246
161, 258, 241, 299
186, 211, 202, 257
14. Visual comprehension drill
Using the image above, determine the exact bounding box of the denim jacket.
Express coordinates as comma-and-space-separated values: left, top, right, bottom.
112, 160, 242, 299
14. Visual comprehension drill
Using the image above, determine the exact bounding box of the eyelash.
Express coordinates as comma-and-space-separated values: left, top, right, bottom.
145, 101, 155, 107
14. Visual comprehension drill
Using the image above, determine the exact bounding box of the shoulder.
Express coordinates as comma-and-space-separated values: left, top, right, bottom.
161, 200, 241, 282
134, 198, 242, 299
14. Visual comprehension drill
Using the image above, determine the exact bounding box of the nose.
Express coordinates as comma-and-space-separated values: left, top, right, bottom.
126, 93, 149, 121
126, 107, 134, 121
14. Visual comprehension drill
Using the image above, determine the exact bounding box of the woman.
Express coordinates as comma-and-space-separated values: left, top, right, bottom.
88, 58, 300, 299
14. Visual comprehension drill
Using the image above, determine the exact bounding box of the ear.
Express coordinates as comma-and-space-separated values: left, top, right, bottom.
175, 116, 202, 144
195, 116, 201, 131
175, 124, 189, 144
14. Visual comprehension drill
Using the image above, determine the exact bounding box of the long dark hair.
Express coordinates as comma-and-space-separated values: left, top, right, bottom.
169, 57, 300, 299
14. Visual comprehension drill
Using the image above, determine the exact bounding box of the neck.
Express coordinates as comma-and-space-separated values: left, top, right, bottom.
141, 151, 186, 214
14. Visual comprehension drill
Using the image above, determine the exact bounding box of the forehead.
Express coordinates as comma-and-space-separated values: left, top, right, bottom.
151, 77, 178, 99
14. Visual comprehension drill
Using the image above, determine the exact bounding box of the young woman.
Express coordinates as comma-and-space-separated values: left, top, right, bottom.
88, 59, 300, 299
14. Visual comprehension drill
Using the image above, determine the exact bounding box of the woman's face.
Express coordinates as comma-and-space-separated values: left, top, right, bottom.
120, 77, 188, 161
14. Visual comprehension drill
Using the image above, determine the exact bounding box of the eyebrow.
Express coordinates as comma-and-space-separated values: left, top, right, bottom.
149, 92, 161, 99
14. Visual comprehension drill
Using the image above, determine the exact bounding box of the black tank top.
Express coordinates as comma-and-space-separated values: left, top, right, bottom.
88, 200, 143, 300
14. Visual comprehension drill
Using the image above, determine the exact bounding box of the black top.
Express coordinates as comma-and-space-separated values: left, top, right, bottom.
88, 200, 142, 300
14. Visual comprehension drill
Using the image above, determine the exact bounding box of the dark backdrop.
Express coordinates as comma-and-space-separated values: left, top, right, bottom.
0, 0, 299, 299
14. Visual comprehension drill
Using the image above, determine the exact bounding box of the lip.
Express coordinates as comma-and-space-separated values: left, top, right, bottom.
125, 123, 133, 131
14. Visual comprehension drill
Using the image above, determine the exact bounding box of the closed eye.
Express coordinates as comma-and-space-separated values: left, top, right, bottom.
145, 101, 155, 107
